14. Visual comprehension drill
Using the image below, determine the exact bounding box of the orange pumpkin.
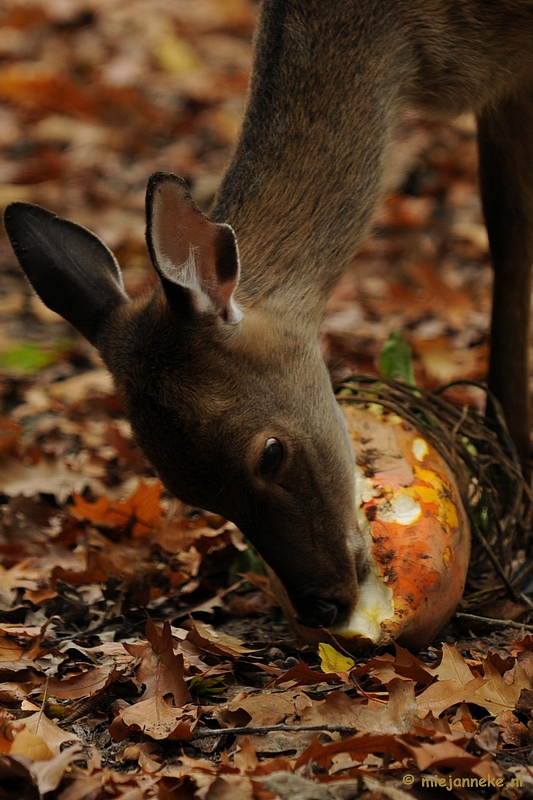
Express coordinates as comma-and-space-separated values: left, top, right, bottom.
271, 402, 471, 652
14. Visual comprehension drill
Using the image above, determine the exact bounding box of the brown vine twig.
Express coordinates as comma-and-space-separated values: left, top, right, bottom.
192, 723, 358, 740
455, 612, 533, 632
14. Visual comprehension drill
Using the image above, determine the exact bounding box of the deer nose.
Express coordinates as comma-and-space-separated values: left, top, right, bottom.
294, 597, 339, 628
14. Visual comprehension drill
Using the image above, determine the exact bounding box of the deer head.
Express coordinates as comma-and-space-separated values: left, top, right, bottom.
3, 173, 364, 628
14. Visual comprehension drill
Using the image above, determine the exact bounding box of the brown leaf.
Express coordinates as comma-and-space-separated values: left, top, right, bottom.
28, 744, 83, 795
233, 737, 259, 773
389, 645, 435, 686
69, 480, 163, 537
417, 675, 486, 717
416, 335, 484, 383
498, 710, 530, 747
467, 659, 532, 716
12, 712, 80, 756
0, 635, 24, 662
295, 733, 408, 769
114, 696, 199, 740
407, 738, 476, 771
0, 457, 94, 502
408, 262, 477, 329
47, 369, 114, 402
217, 690, 299, 728
270, 660, 353, 688
46, 665, 123, 701
185, 619, 254, 657
0, 418, 20, 455
426, 643, 478, 684
138, 619, 191, 707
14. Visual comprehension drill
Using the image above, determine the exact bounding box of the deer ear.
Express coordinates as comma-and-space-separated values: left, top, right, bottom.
3, 202, 128, 346
146, 172, 242, 323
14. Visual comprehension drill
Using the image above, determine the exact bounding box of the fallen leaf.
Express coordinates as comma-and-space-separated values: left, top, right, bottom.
185, 619, 254, 657
69, 480, 163, 536
29, 744, 83, 795
318, 643, 355, 674
135, 618, 191, 706
12, 712, 80, 756
467, 659, 532, 717
46, 665, 123, 701
113, 696, 199, 741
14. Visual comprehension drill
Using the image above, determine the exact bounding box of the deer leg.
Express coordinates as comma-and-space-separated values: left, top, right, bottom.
477, 80, 533, 472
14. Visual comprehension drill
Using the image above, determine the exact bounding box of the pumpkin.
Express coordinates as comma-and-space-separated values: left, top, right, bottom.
271, 402, 471, 652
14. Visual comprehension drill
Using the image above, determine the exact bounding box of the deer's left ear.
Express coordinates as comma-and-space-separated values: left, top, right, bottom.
146, 172, 242, 323
3, 202, 129, 345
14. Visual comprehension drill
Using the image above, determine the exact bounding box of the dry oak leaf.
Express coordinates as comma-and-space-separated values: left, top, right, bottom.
113, 695, 200, 741
47, 369, 114, 402
298, 680, 417, 736
0, 721, 13, 756
415, 335, 484, 384
498, 710, 530, 747
513, 649, 533, 683
405, 737, 503, 781
298, 690, 380, 731
125, 618, 191, 707
69, 480, 163, 537
217, 690, 302, 729
192, 774, 255, 800
368, 645, 435, 687
0, 562, 44, 601
466, 658, 532, 717
57, 769, 157, 800
0, 417, 20, 455
270, 659, 359, 688
22, 588, 58, 606
0, 635, 24, 662
231, 737, 261, 774
11, 711, 80, 756
9, 728, 54, 761
46, 664, 124, 701
408, 262, 477, 330
184, 619, 255, 657
513, 633, 533, 655
426, 643, 479, 683
416, 675, 486, 717
26, 744, 84, 796
0, 457, 94, 502
415, 644, 486, 717
295, 732, 409, 770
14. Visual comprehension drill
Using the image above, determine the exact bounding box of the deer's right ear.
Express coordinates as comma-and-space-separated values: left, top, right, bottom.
3, 202, 128, 346
146, 172, 242, 324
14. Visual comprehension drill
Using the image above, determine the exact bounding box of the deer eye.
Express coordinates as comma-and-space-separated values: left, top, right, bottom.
259, 437, 284, 476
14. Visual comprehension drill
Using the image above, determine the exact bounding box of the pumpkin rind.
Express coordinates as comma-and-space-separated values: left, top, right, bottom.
270, 403, 471, 653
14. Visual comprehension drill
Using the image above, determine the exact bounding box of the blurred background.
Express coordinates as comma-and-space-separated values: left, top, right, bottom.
0, 0, 493, 400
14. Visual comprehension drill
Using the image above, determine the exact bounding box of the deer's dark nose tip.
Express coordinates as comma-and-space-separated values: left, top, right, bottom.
295, 597, 339, 628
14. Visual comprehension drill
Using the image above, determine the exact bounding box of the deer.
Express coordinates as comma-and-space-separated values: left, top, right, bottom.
3, 0, 533, 631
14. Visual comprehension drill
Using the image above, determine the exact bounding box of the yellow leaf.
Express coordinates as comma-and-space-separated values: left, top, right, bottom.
318, 643, 355, 674
10, 728, 54, 761
154, 34, 202, 76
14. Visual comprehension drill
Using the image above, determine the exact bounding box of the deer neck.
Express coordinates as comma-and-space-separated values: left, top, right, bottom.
211, 3, 405, 319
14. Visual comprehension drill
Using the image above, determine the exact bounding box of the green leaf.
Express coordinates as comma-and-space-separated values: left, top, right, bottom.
378, 331, 416, 385
188, 675, 226, 697
229, 541, 267, 588
0, 340, 72, 374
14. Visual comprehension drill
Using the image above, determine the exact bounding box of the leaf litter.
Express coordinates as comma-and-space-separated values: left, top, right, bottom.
0, 0, 533, 797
